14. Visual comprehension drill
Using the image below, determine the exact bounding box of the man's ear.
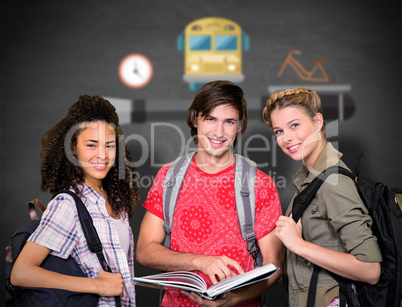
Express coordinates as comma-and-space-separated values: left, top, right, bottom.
193, 112, 200, 128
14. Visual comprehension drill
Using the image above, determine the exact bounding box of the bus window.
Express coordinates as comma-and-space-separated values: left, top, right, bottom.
215, 35, 237, 51
189, 36, 211, 51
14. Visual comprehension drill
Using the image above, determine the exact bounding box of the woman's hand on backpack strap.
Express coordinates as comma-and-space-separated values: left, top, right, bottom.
96, 270, 124, 296
274, 216, 304, 254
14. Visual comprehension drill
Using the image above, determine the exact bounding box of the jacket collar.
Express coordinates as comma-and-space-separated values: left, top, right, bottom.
292, 142, 343, 189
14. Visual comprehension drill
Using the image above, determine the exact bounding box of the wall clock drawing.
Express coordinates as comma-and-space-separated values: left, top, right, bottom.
119, 53, 153, 88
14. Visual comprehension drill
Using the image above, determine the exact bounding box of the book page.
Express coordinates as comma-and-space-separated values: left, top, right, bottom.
205, 264, 279, 298
133, 271, 207, 293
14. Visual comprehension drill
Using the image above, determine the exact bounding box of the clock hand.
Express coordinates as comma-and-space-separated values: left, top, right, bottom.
133, 62, 143, 79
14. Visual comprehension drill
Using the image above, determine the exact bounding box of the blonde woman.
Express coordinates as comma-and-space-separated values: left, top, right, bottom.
262, 87, 381, 307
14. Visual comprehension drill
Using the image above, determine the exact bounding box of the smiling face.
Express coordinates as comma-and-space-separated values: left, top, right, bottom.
73, 120, 116, 189
270, 105, 325, 168
194, 104, 239, 166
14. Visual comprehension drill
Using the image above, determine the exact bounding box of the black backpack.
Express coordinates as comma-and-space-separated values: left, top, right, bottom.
6, 190, 122, 307
292, 159, 402, 307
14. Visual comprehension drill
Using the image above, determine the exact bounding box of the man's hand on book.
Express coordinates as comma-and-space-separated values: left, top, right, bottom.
195, 255, 244, 285
182, 290, 236, 307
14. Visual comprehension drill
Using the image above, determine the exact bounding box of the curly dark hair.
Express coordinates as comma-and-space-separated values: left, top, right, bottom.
40, 95, 139, 218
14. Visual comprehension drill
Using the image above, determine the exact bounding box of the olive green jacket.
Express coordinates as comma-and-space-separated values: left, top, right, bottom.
285, 142, 382, 307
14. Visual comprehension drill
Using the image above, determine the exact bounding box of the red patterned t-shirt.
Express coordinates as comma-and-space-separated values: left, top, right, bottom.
143, 156, 281, 307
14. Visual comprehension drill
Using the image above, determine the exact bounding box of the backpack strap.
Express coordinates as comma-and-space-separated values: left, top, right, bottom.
52, 190, 122, 307
292, 166, 354, 222
234, 155, 266, 307
291, 166, 354, 307
28, 199, 45, 221
234, 154, 262, 268
162, 152, 196, 248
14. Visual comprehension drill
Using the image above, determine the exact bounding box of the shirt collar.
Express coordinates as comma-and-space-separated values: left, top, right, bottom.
75, 184, 105, 205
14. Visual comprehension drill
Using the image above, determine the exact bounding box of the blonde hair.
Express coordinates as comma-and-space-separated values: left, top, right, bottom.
262, 87, 326, 133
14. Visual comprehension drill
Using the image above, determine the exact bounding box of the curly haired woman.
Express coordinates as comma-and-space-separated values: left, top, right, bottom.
262, 88, 381, 307
11, 95, 140, 306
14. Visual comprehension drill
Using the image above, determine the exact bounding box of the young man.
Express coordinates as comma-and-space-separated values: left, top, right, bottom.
136, 80, 283, 306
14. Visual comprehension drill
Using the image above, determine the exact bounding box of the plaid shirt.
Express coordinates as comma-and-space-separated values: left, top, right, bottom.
29, 185, 136, 306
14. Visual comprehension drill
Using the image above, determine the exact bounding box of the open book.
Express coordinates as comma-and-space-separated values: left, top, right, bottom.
132, 263, 279, 300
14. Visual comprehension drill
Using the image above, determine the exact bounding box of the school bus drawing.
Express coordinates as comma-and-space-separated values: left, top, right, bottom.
178, 17, 249, 91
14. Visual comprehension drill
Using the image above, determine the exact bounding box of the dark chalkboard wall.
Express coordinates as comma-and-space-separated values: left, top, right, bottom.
2, 1, 401, 306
